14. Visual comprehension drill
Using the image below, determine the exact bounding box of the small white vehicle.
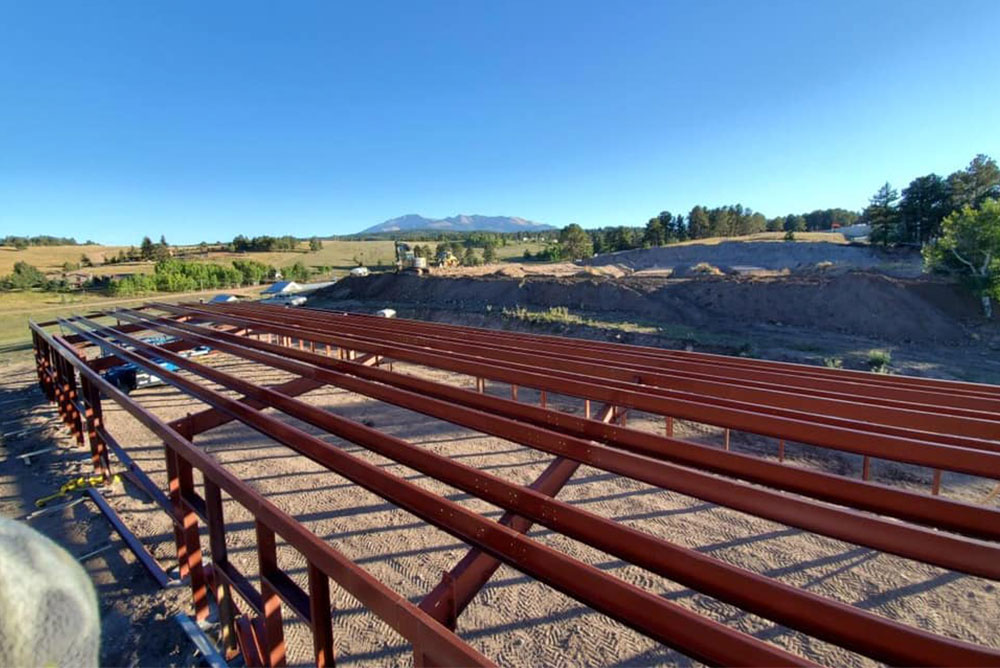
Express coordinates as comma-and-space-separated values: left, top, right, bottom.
375, 308, 396, 318
262, 294, 307, 307
350, 266, 370, 277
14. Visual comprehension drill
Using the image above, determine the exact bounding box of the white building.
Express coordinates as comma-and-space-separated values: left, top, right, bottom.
261, 281, 303, 295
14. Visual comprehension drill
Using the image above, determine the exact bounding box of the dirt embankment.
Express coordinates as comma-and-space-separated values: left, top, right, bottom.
315, 271, 982, 344
582, 240, 922, 276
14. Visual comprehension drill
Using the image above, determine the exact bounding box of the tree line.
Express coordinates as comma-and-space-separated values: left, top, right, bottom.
539, 154, 995, 262
1, 235, 95, 249
863, 154, 999, 246
231, 235, 301, 252
0, 262, 72, 291
536, 205, 860, 261
106, 258, 316, 297
0, 255, 319, 297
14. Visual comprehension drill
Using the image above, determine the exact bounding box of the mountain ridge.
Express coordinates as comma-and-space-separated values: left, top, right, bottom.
361, 214, 555, 234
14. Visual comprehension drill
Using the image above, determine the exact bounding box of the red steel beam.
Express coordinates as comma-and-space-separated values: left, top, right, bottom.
32, 322, 493, 668
328, 307, 1000, 401
104, 309, 1000, 578
147, 303, 1000, 479
58, 316, 812, 667
210, 302, 1000, 436
127, 309, 1000, 542
419, 403, 619, 628
247, 303, 1000, 408
72, 313, 1000, 665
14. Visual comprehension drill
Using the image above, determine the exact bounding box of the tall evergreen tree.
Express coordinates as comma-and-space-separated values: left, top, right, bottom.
783, 214, 806, 233
657, 211, 673, 241
687, 206, 710, 239
864, 182, 901, 246
899, 174, 950, 245
559, 224, 594, 259
948, 154, 1000, 210
643, 217, 667, 247
673, 214, 687, 241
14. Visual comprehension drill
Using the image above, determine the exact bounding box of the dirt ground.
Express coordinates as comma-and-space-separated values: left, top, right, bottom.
2, 339, 999, 666
581, 240, 922, 276
314, 272, 1000, 381
430, 262, 628, 279
428, 238, 920, 281
0, 364, 193, 667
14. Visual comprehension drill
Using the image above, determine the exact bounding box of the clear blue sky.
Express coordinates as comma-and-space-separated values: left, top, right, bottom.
2, 1, 998, 245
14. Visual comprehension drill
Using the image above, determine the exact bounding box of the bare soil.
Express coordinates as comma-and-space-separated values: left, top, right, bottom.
315, 271, 1000, 352
0, 366, 192, 667
581, 240, 923, 276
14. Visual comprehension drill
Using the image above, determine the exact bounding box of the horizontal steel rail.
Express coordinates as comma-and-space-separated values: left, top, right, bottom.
58, 316, 811, 667
33, 305, 1000, 666
212, 303, 1000, 437
30, 321, 492, 668
328, 307, 1000, 402
276, 304, 1000, 408
66, 313, 1000, 664
300, 306, 1000, 418
118, 308, 1000, 543
150, 302, 1000, 479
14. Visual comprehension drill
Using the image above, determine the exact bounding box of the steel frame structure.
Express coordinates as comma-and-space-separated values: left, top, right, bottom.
29, 302, 1000, 667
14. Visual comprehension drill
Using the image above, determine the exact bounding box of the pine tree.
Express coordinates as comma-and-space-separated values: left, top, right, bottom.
482, 243, 497, 264
948, 154, 1000, 210
900, 174, 950, 245
864, 182, 901, 247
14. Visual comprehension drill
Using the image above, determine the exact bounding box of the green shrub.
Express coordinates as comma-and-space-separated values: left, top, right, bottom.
692, 262, 723, 275
867, 349, 892, 374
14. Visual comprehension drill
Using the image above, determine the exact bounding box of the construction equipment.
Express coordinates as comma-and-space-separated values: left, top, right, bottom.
436, 250, 459, 268
394, 242, 428, 274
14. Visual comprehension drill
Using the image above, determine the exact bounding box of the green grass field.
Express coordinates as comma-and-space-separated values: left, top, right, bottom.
180, 239, 546, 270
2, 239, 546, 277
0, 244, 129, 275
0, 285, 270, 361
0, 239, 548, 359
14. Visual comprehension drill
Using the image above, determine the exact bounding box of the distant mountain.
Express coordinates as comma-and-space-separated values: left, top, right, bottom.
361, 214, 555, 234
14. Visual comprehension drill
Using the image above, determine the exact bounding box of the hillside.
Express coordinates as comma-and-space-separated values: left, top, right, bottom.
313, 271, 983, 344
583, 236, 923, 276
361, 213, 554, 234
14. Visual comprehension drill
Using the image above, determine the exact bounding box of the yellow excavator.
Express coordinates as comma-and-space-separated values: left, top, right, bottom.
394, 242, 428, 274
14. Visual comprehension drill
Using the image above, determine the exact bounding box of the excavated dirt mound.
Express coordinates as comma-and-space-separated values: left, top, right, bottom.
314, 271, 977, 343
582, 240, 923, 276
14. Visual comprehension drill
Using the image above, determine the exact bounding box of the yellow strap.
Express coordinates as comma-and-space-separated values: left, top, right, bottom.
35, 474, 121, 507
